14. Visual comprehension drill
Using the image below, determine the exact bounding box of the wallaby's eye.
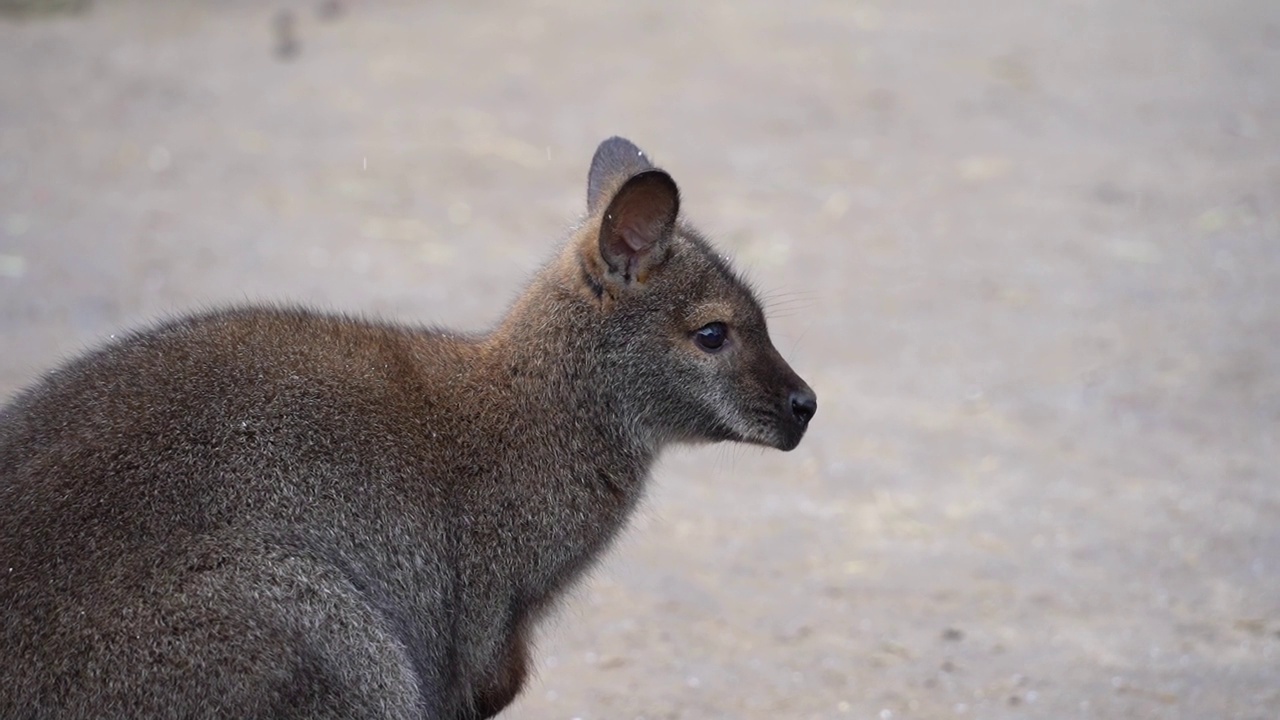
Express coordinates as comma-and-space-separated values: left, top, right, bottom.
693, 322, 728, 352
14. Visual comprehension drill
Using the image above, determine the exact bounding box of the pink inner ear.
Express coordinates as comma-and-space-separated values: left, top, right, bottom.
599, 169, 679, 273
618, 217, 663, 253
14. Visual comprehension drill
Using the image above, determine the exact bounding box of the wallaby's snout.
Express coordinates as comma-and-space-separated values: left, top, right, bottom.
790, 387, 818, 427
753, 344, 817, 452
782, 379, 818, 450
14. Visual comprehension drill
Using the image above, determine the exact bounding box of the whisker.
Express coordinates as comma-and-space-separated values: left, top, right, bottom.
760, 288, 819, 303
788, 324, 813, 355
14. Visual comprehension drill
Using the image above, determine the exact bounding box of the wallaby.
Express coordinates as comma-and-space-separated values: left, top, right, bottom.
0, 137, 817, 719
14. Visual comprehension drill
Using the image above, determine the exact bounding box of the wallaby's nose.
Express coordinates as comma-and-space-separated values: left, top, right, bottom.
790, 388, 817, 427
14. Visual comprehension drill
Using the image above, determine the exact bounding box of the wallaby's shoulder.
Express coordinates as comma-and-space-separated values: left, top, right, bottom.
22, 304, 470, 388
121, 304, 460, 363
0, 304, 481, 451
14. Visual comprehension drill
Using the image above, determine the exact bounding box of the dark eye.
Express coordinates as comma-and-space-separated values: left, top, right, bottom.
693, 322, 728, 352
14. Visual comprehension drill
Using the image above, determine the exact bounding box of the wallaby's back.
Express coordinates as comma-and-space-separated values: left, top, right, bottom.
0, 138, 815, 719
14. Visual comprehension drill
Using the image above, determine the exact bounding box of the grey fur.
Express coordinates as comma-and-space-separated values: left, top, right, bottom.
0, 138, 816, 719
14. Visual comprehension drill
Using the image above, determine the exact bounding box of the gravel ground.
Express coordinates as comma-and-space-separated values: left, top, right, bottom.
1, 1, 1278, 718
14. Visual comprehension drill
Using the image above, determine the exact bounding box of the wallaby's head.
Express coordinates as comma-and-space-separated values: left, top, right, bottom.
552, 137, 816, 452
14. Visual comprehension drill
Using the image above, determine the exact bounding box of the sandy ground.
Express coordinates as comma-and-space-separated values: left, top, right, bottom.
2, 1, 1278, 718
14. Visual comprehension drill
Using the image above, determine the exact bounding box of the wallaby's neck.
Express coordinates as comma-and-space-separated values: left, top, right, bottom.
466, 266, 661, 466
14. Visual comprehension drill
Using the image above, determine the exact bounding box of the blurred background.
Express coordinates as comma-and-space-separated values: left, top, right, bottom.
1, 0, 1277, 717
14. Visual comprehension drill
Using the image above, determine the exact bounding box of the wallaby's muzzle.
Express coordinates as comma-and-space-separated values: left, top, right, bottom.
749, 343, 817, 452
790, 387, 818, 428
775, 375, 817, 451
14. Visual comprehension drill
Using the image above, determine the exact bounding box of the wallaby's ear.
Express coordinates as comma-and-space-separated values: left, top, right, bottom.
587, 136, 654, 214
596, 169, 680, 285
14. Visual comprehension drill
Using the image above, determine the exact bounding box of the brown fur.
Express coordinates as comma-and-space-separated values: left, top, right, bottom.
0, 137, 816, 719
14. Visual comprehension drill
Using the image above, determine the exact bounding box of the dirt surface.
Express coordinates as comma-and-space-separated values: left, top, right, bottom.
2, 1, 1278, 718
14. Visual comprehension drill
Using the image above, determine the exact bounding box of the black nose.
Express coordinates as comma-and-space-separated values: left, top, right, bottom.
789, 389, 817, 426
